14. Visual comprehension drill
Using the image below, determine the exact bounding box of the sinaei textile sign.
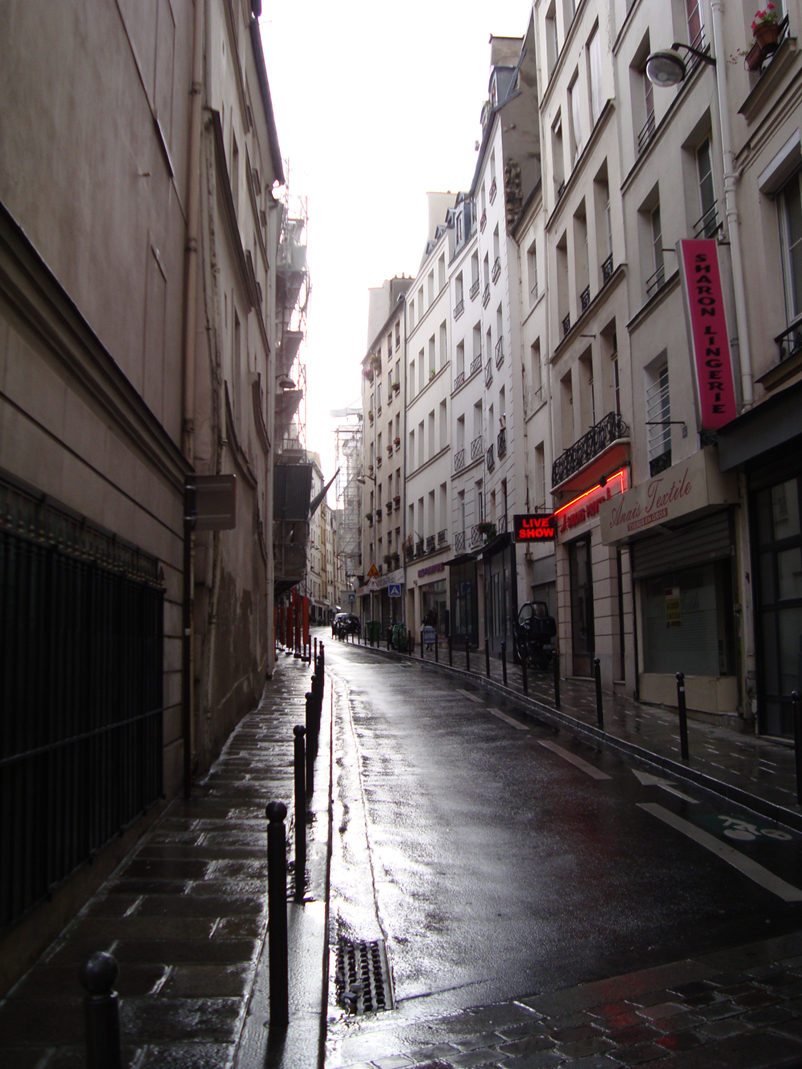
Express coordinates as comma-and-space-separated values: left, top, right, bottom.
678, 239, 738, 430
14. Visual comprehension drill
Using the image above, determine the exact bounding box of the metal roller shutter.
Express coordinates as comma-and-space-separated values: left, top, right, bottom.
631, 510, 732, 579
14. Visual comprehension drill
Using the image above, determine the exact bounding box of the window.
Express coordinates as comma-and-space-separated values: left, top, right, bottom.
587, 23, 603, 125
697, 137, 717, 237
409, 297, 415, 328
439, 400, 448, 449
439, 321, 447, 368
545, 0, 559, 77
534, 442, 546, 508
409, 358, 415, 398
428, 335, 436, 376
438, 254, 446, 290
686, 0, 703, 48
568, 71, 582, 165
648, 202, 665, 296
646, 359, 671, 474
456, 340, 465, 380
418, 420, 425, 467
527, 241, 538, 303
552, 113, 565, 195
395, 321, 400, 349
428, 271, 434, 304
231, 133, 240, 214
780, 171, 802, 321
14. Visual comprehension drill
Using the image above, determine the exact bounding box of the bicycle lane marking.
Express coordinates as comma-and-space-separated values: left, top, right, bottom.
638, 802, 802, 902
538, 739, 612, 780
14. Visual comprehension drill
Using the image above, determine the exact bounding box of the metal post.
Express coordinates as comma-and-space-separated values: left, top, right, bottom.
314, 637, 317, 663
435, 632, 439, 663
501, 641, 507, 686
521, 650, 528, 695
80, 953, 122, 1069
485, 640, 491, 679
676, 671, 689, 760
266, 801, 289, 1027
553, 651, 561, 709
465, 635, 470, 674
793, 692, 802, 805
594, 657, 604, 730
448, 632, 452, 667
293, 726, 306, 901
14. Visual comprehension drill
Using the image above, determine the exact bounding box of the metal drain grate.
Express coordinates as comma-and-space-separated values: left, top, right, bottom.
335, 937, 394, 1014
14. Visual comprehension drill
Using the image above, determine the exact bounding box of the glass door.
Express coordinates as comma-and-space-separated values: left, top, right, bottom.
569, 536, 595, 676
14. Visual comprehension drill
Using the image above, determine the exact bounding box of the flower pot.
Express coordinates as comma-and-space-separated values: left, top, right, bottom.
753, 20, 779, 51
745, 40, 764, 69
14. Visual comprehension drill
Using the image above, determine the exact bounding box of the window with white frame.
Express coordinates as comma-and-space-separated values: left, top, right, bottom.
568, 70, 582, 165
587, 23, 603, 126
527, 240, 538, 302
779, 169, 802, 323
646, 358, 671, 473
696, 137, 717, 237
686, 0, 703, 48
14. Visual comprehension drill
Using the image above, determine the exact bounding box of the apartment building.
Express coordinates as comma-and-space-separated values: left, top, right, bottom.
404, 194, 455, 638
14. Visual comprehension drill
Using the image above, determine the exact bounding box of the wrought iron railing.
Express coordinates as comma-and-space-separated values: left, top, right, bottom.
646, 262, 665, 298
526, 384, 544, 412
637, 110, 656, 154
470, 278, 480, 300
454, 298, 465, 320
580, 285, 591, 312
602, 253, 614, 284
497, 426, 507, 459
480, 210, 487, 231
693, 204, 720, 239
552, 411, 629, 487
405, 545, 415, 562
482, 284, 491, 307
471, 435, 484, 461
470, 525, 484, 547
438, 529, 447, 545
454, 370, 465, 390
489, 177, 497, 203
455, 530, 466, 552
495, 337, 504, 368
454, 448, 466, 472
470, 353, 482, 376
776, 319, 802, 363
426, 535, 436, 553
485, 359, 493, 388
486, 444, 495, 471
492, 257, 501, 283
497, 513, 508, 534
562, 312, 571, 337
415, 540, 424, 558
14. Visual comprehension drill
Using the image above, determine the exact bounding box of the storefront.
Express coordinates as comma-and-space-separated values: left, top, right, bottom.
600, 447, 740, 715
447, 554, 480, 648
417, 561, 448, 636
719, 380, 802, 737
483, 534, 516, 656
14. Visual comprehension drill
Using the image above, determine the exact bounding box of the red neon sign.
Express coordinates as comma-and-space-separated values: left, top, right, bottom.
513, 514, 556, 541
554, 469, 628, 534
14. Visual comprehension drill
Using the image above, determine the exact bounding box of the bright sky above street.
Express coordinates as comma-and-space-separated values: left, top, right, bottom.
260, 0, 534, 485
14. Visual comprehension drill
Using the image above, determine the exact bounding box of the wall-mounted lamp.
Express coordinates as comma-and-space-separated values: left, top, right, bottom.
356, 473, 376, 485
645, 42, 716, 88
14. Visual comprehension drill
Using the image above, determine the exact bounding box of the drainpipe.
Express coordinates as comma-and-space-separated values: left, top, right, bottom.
182, 0, 205, 459
710, 0, 753, 410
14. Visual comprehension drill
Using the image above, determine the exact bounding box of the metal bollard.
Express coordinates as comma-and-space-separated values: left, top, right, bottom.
80, 952, 122, 1069
314, 637, 317, 663
793, 692, 802, 805
594, 657, 604, 730
676, 671, 689, 760
266, 801, 289, 1026
553, 651, 561, 709
465, 635, 471, 674
420, 630, 425, 659
485, 640, 491, 680
501, 641, 507, 686
521, 650, 528, 695
448, 632, 453, 667
293, 726, 306, 900
434, 632, 439, 663
320, 642, 325, 669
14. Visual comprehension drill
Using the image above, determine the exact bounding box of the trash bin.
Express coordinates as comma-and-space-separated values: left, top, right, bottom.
365, 620, 381, 644
392, 623, 408, 651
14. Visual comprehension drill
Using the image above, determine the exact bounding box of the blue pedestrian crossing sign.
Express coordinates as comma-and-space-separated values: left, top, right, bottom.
388, 583, 402, 597
348, 592, 356, 601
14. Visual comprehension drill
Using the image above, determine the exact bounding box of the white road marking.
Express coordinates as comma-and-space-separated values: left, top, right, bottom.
538, 739, 612, 780
638, 802, 802, 902
457, 689, 483, 703
632, 768, 700, 804
488, 707, 529, 730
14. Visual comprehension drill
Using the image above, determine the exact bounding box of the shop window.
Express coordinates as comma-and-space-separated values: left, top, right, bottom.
779, 170, 802, 324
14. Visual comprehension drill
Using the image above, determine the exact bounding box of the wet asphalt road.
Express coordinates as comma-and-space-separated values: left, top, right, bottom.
323, 637, 802, 1024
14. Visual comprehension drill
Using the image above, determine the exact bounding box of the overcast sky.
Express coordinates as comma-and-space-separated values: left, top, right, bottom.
259, 0, 533, 487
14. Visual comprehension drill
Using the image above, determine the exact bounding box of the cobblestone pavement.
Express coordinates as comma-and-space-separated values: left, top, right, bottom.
0, 648, 332, 1069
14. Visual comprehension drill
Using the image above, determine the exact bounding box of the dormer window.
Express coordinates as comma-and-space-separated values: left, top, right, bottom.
456, 211, 464, 245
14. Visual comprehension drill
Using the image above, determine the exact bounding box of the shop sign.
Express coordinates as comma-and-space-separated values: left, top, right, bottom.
555, 469, 628, 536
418, 562, 445, 578
679, 239, 738, 430
599, 447, 738, 545
513, 514, 556, 541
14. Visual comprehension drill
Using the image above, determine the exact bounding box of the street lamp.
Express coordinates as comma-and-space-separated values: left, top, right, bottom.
645, 42, 716, 88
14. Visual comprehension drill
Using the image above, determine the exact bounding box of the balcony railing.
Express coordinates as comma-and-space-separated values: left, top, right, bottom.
637, 109, 656, 155
455, 370, 466, 390
486, 444, 495, 471
470, 353, 482, 376
470, 525, 484, 547
495, 337, 504, 368
480, 209, 487, 231
455, 530, 466, 552
497, 426, 507, 459
693, 203, 720, 239
492, 257, 501, 283
485, 359, 493, 388
562, 312, 571, 337
405, 545, 415, 562
489, 177, 497, 203
482, 284, 491, 307
386, 501, 393, 514
426, 535, 436, 553
580, 285, 591, 312
776, 319, 802, 363
602, 253, 614, 285
646, 262, 666, 298
454, 298, 465, 320
497, 513, 508, 534
526, 384, 544, 413
470, 278, 480, 300
454, 448, 466, 472
552, 411, 629, 487
471, 435, 484, 461
415, 540, 424, 558
438, 529, 447, 545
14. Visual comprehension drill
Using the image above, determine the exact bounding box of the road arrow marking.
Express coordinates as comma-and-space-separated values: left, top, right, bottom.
488, 707, 529, 730
632, 768, 699, 804
538, 739, 611, 780
639, 803, 802, 902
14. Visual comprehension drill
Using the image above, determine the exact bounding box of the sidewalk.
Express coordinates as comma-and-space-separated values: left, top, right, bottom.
0, 648, 334, 1069
341, 631, 802, 834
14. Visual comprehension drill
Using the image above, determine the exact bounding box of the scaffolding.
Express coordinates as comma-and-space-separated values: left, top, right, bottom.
333, 414, 363, 583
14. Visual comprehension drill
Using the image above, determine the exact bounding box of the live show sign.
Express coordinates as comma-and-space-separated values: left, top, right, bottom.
679, 239, 738, 430
513, 514, 556, 541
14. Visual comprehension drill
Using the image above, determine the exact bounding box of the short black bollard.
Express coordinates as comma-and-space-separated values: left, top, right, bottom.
553, 651, 561, 709
485, 640, 491, 679
435, 632, 439, 663
80, 952, 122, 1069
293, 726, 306, 900
465, 635, 471, 674
793, 692, 802, 805
420, 630, 425, 659
448, 632, 453, 667
314, 637, 318, 663
320, 642, 325, 670
521, 650, 528, 695
266, 801, 289, 1027
676, 671, 689, 760
501, 641, 507, 686
594, 657, 604, 730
